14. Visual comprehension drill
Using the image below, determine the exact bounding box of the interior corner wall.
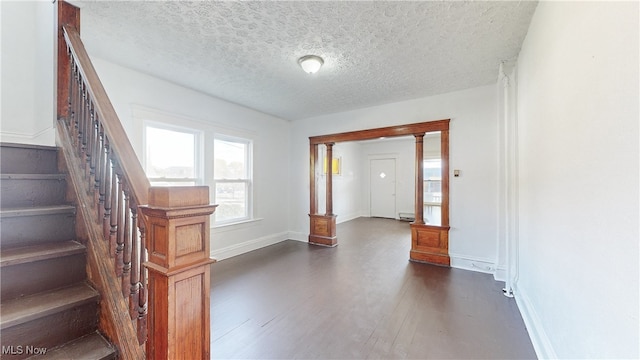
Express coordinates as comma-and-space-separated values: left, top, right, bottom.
515, 2, 639, 358
0, 1, 55, 146
289, 85, 499, 269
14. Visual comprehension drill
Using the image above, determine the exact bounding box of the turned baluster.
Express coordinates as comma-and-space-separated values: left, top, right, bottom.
115, 172, 125, 274
87, 103, 98, 181
138, 243, 148, 345
121, 189, 132, 297
66, 51, 74, 129
95, 122, 105, 210
129, 209, 141, 319
103, 142, 113, 240
77, 81, 85, 158
109, 162, 119, 257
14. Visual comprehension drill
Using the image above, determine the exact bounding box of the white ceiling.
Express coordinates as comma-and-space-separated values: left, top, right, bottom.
69, 1, 537, 121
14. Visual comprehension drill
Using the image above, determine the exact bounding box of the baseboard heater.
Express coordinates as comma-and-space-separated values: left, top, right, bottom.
398, 212, 415, 222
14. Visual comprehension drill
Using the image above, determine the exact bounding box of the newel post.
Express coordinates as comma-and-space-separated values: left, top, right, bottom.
139, 187, 217, 360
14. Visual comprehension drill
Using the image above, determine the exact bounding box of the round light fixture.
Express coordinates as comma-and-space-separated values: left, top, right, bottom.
298, 55, 324, 74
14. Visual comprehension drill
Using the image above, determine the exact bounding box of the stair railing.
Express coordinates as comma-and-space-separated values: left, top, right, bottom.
56, 1, 215, 359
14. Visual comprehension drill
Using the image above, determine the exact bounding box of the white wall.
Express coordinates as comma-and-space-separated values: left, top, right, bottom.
315, 141, 364, 222
515, 2, 639, 358
89, 58, 292, 260
289, 85, 500, 273
0, 0, 55, 145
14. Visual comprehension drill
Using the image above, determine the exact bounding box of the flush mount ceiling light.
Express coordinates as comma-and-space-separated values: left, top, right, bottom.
298, 55, 324, 74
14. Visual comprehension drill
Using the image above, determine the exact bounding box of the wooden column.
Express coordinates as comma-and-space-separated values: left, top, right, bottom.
140, 187, 217, 360
410, 132, 450, 267
310, 144, 318, 215
308, 143, 337, 247
325, 142, 334, 216
413, 134, 425, 225
441, 129, 450, 227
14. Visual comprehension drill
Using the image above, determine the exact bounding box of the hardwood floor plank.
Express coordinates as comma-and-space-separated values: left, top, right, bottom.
210, 218, 536, 359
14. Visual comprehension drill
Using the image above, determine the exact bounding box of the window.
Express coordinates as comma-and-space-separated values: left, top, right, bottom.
139, 107, 255, 227
423, 159, 442, 203
213, 136, 252, 224
144, 124, 201, 186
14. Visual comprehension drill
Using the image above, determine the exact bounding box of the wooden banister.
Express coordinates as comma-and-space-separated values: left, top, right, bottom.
56, 1, 215, 358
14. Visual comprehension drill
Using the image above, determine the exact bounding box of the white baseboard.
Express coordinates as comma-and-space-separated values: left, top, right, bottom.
514, 284, 557, 359
210, 232, 288, 261
493, 265, 507, 282
287, 231, 308, 242
450, 253, 496, 274
336, 212, 363, 224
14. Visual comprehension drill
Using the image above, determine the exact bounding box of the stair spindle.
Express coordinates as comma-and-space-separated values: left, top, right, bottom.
129, 208, 141, 320
122, 187, 132, 297
115, 171, 125, 275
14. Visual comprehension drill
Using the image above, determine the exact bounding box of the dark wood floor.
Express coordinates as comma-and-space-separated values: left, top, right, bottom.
210, 217, 536, 359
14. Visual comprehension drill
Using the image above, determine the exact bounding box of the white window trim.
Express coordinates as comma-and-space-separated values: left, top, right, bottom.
213, 134, 254, 226
143, 120, 204, 186
134, 105, 257, 227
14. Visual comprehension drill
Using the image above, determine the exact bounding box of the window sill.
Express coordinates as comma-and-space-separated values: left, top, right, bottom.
212, 218, 263, 232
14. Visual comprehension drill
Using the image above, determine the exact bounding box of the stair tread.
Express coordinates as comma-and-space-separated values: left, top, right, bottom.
0, 240, 85, 267
27, 332, 116, 360
0, 205, 75, 218
0, 143, 57, 151
0, 174, 66, 180
0, 283, 98, 330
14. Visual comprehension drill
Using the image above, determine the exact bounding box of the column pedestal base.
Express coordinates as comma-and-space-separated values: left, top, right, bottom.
410, 223, 450, 266
309, 214, 337, 247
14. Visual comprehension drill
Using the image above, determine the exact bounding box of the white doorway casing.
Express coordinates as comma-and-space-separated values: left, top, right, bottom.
370, 158, 396, 218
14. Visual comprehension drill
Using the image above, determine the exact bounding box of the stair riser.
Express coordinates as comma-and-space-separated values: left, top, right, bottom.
0, 214, 75, 248
1, 179, 67, 208
0, 147, 58, 174
0, 303, 98, 360
1, 254, 86, 301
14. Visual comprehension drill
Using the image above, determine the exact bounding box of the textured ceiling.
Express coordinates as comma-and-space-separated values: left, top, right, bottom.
69, 1, 537, 121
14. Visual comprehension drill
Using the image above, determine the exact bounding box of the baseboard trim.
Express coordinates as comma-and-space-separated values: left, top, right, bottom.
210, 232, 288, 261
336, 212, 362, 224
514, 284, 557, 359
493, 265, 507, 282
449, 253, 496, 274
288, 231, 308, 242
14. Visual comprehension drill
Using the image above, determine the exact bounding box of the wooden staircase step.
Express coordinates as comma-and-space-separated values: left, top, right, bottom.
0, 174, 66, 180
0, 143, 59, 174
0, 174, 67, 208
0, 205, 75, 218
0, 283, 98, 330
0, 206, 76, 247
0, 241, 85, 267
27, 332, 116, 360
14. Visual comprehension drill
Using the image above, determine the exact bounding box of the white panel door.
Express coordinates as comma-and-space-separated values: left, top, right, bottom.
370, 158, 396, 218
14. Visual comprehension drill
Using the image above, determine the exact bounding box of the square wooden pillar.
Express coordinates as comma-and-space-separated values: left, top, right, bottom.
410, 224, 451, 266
140, 186, 217, 360
309, 214, 337, 247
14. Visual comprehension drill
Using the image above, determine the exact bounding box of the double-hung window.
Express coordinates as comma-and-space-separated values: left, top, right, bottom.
144, 124, 201, 186
213, 136, 252, 225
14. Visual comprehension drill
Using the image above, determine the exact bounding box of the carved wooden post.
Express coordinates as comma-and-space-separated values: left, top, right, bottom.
56, 0, 79, 120
325, 142, 335, 216
139, 187, 217, 360
413, 134, 425, 225
308, 143, 337, 247
410, 132, 450, 266
310, 143, 318, 215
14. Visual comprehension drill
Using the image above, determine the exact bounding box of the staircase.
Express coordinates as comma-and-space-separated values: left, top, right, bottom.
0, 143, 116, 359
